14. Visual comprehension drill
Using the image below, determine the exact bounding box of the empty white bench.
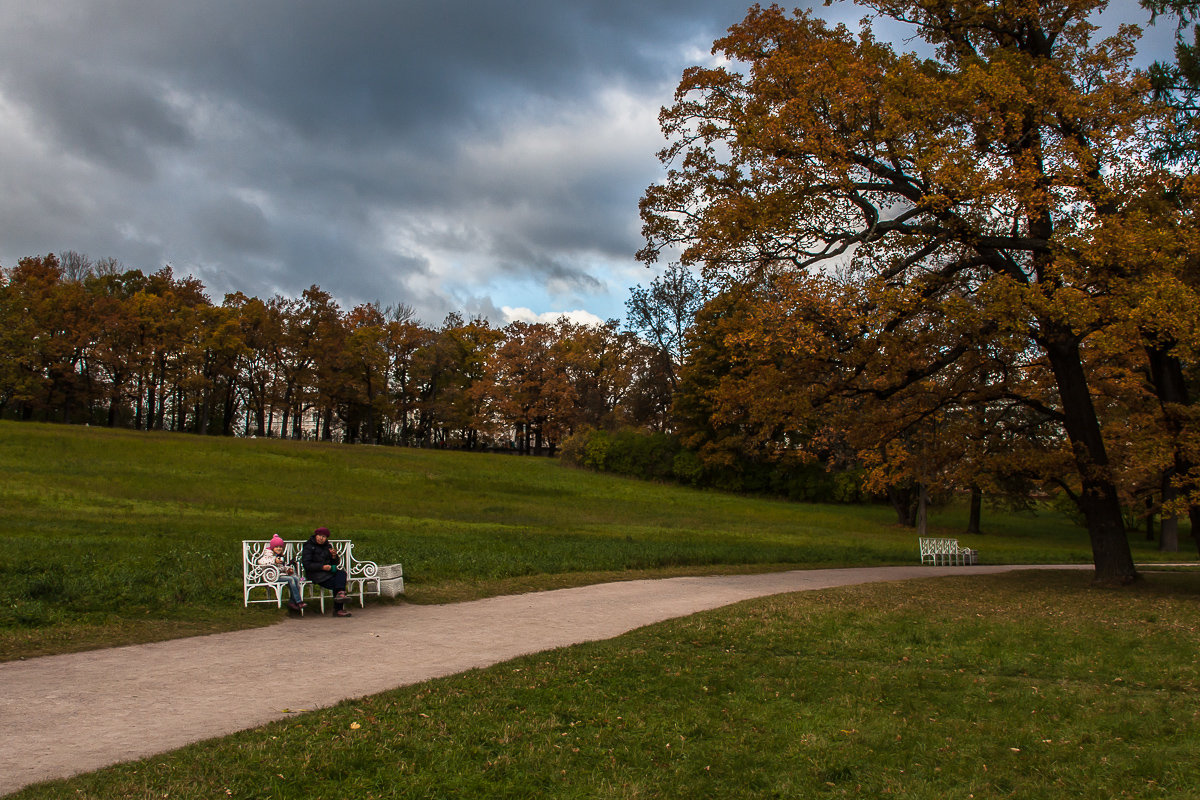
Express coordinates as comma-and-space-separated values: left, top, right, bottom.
242, 539, 393, 612
918, 537, 978, 566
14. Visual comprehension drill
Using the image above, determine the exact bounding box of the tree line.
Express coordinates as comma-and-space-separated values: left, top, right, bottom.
0, 252, 676, 452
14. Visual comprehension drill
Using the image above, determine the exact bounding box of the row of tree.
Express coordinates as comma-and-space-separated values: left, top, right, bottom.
0, 253, 678, 451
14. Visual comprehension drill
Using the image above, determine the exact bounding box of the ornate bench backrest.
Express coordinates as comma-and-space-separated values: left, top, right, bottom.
918, 537, 963, 565
919, 537, 958, 554
243, 539, 379, 607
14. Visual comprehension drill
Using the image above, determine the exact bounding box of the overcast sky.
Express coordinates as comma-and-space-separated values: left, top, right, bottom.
0, 1, 1176, 327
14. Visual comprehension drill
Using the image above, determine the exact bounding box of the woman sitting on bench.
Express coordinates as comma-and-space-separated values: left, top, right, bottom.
301, 526, 352, 617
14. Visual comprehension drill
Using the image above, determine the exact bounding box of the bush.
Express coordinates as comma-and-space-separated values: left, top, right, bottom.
558, 430, 590, 466
583, 431, 612, 471
831, 470, 868, 503
560, 428, 611, 471
604, 431, 679, 480
563, 428, 866, 504
671, 449, 705, 485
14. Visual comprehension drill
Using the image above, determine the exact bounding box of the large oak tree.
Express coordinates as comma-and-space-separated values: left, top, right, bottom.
639, 0, 1188, 583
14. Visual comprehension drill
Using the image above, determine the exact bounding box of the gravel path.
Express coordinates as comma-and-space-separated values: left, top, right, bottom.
0, 564, 1086, 796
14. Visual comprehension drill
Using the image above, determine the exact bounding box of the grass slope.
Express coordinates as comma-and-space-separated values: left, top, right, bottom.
1, 421, 1189, 660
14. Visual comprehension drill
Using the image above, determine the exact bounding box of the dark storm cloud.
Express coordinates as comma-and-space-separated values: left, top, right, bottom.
5, 64, 191, 180
3, 0, 736, 153
0, 1, 1178, 324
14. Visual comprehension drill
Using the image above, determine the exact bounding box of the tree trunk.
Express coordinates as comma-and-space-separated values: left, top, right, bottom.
887, 484, 918, 527
1161, 471, 1179, 552
1161, 515, 1179, 552
1145, 494, 1157, 542
916, 483, 928, 536
1191, 506, 1200, 557
197, 389, 211, 435
1145, 344, 1198, 556
107, 378, 124, 428
967, 485, 982, 534
134, 374, 144, 429
222, 380, 237, 436
1043, 333, 1137, 583
154, 381, 167, 430
145, 383, 157, 431
61, 375, 73, 425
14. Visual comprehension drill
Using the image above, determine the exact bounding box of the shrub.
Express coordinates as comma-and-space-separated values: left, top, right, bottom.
671, 449, 705, 485
557, 429, 589, 466
583, 430, 612, 471
565, 428, 867, 504
831, 470, 868, 503
604, 430, 679, 480
560, 428, 613, 471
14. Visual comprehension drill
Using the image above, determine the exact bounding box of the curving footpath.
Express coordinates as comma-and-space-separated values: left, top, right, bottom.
0, 564, 1087, 796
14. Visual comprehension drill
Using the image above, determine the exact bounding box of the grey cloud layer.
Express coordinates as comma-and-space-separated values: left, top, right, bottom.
0, 0, 755, 322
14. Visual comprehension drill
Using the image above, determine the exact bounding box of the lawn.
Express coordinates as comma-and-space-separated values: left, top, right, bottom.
1, 420, 1192, 661
9, 569, 1199, 799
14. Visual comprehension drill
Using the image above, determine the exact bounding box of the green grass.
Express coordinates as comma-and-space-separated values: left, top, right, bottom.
11, 570, 1200, 799
1, 420, 1193, 660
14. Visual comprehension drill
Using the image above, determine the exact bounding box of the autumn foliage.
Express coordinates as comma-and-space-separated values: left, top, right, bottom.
0, 254, 666, 453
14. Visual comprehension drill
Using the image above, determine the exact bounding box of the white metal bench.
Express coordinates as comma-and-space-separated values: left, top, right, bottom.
918, 537, 978, 566
242, 539, 393, 612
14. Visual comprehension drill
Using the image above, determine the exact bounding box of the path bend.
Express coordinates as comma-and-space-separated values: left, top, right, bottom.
0, 564, 1087, 796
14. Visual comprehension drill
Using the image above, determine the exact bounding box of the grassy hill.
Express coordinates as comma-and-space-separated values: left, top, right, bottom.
5, 421, 1200, 798
0, 420, 1186, 658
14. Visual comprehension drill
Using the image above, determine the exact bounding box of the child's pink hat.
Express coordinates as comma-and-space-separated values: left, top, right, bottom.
269, 535, 285, 549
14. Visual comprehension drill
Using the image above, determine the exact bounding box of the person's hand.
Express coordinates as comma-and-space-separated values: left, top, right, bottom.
324, 564, 332, 571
